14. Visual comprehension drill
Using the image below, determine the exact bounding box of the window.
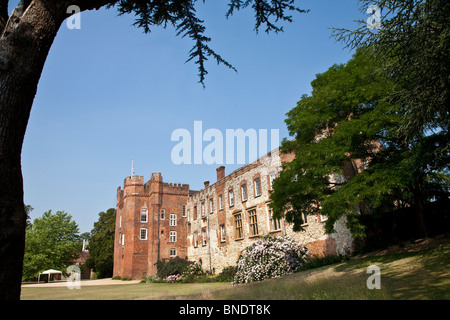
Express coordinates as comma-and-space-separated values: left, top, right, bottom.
170, 214, 177, 226
187, 209, 190, 220
160, 209, 165, 220
194, 231, 198, 248
170, 249, 177, 257
209, 198, 214, 214
202, 228, 207, 246
219, 195, 223, 210
182, 205, 186, 217
140, 228, 147, 240
140, 208, 148, 223
194, 206, 197, 220
234, 213, 243, 239
229, 189, 234, 207
220, 224, 226, 242
268, 207, 281, 232
269, 171, 276, 189
201, 202, 205, 217
119, 215, 122, 228
254, 178, 261, 197
248, 209, 259, 236
121, 234, 125, 247
169, 231, 177, 243
241, 183, 247, 202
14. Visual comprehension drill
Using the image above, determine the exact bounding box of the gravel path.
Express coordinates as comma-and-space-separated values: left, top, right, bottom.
22, 278, 141, 288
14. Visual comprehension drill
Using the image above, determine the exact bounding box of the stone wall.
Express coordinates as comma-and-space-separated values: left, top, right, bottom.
186, 148, 354, 273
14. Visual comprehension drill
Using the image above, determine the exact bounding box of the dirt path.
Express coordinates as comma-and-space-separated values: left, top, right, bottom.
22, 278, 141, 288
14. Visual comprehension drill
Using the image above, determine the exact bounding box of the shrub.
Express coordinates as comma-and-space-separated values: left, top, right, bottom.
215, 266, 237, 282
156, 257, 193, 279
233, 235, 309, 284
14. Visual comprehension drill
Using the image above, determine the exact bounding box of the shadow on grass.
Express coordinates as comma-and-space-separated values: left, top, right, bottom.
334, 245, 450, 300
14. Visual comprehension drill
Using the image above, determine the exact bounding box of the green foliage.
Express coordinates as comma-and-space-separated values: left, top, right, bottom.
332, 0, 449, 161
22, 210, 80, 280
270, 49, 449, 239
85, 208, 116, 278
156, 257, 194, 279
214, 266, 237, 282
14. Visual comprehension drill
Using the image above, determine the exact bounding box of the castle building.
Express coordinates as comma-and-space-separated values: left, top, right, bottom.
113, 173, 193, 279
113, 149, 354, 279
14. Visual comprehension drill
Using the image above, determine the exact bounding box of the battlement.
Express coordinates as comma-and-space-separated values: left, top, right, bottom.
124, 175, 144, 187
162, 182, 190, 195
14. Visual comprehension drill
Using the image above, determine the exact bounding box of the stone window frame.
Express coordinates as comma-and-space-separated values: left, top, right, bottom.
140, 208, 148, 223
170, 214, 177, 227
218, 194, 224, 211
248, 208, 259, 237
169, 231, 177, 243
220, 224, 226, 243
267, 206, 282, 232
228, 188, 234, 207
169, 248, 177, 257
202, 227, 207, 246
233, 211, 244, 240
140, 228, 147, 241
253, 174, 262, 198
193, 231, 198, 248
160, 209, 165, 220
240, 181, 248, 202
209, 197, 214, 214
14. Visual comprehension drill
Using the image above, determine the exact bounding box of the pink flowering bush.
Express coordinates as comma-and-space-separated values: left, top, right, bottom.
232, 235, 310, 284
166, 274, 182, 283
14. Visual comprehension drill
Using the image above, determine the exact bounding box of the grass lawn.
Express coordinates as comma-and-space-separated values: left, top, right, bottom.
21, 242, 450, 300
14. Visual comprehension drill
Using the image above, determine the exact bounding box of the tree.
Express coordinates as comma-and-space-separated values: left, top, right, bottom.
0, 0, 307, 299
332, 0, 449, 162
22, 210, 80, 280
85, 208, 116, 278
270, 49, 449, 240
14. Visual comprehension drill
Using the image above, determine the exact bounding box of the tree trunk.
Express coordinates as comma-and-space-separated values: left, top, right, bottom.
0, 0, 67, 300
413, 178, 429, 238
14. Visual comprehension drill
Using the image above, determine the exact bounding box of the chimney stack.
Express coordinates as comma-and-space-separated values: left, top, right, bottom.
204, 180, 210, 188
216, 166, 225, 181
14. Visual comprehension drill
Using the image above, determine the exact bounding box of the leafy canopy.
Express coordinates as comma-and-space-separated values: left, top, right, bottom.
85, 208, 116, 278
22, 210, 80, 280
270, 49, 449, 239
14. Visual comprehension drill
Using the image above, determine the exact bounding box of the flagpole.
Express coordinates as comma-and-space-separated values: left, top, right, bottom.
131, 160, 134, 179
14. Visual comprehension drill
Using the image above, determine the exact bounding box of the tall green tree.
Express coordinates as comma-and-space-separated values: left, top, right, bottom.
22, 210, 80, 280
270, 49, 449, 240
332, 0, 449, 158
85, 208, 116, 278
0, 0, 307, 300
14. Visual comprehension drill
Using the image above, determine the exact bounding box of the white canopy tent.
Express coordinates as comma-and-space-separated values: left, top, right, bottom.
37, 269, 62, 283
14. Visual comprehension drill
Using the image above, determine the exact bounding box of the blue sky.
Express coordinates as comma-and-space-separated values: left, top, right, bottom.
18, 0, 363, 233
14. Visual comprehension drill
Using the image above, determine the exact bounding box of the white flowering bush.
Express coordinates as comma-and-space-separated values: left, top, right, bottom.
233, 235, 310, 284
